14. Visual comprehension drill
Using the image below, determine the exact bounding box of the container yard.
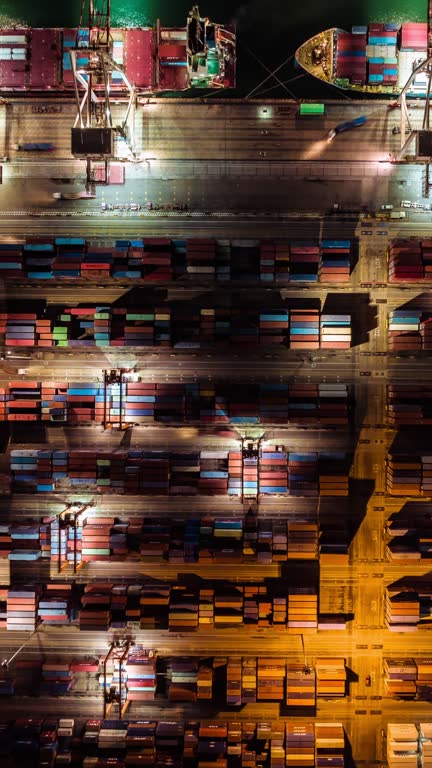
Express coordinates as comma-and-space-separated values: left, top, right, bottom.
0, 210, 430, 766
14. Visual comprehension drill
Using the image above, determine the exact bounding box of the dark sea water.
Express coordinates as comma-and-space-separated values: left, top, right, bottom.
0, 0, 426, 96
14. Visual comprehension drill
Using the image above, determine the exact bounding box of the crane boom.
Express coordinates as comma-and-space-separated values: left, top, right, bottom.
70, 0, 137, 190
397, 4, 432, 161
429, 0, 432, 58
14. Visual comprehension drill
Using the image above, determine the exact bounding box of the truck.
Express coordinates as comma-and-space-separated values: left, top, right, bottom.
389, 211, 406, 219
52, 191, 96, 200
327, 115, 368, 140
17, 142, 54, 151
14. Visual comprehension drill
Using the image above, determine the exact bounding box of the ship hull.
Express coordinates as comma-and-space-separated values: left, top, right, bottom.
0, 7, 236, 93
295, 23, 429, 96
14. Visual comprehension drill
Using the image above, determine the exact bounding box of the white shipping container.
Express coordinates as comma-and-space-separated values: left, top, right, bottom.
11, 449, 38, 457
160, 30, 187, 40
321, 336, 351, 343
318, 383, 348, 390
0, 35, 26, 44
200, 451, 229, 459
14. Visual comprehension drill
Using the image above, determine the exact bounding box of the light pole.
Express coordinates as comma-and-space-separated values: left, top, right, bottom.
57, 501, 94, 573
103, 368, 132, 430
103, 639, 130, 719
240, 435, 263, 503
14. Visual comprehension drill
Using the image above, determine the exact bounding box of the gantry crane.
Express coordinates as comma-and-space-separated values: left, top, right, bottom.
69, 0, 138, 190
397, 0, 432, 164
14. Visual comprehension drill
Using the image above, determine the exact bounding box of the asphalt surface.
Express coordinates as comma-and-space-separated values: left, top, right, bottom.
0, 96, 430, 215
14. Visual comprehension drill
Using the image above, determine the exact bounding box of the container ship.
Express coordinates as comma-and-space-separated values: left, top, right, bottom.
295, 22, 428, 95
0, 5, 236, 93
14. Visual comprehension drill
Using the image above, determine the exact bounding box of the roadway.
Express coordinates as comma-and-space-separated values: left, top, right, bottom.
0, 96, 430, 215
3, 350, 432, 384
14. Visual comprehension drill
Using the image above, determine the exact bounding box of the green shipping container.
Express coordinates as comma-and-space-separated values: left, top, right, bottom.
298, 103, 325, 116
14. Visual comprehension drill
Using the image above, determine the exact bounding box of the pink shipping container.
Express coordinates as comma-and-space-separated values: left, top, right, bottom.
400, 22, 427, 50
109, 164, 125, 184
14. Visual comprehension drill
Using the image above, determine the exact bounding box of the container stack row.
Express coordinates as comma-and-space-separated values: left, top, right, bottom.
388, 309, 432, 352
319, 521, 350, 565
386, 588, 426, 632
287, 452, 350, 498
167, 658, 213, 702
9, 449, 351, 497
286, 723, 315, 766
335, 31, 367, 84
213, 656, 345, 707
366, 24, 398, 86
335, 23, 406, 87
388, 309, 423, 351
0, 719, 348, 768
318, 240, 351, 282
141, 515, 318, 566
315, 658, 347, 698
40, 661, 74, 696
289, 309, 320, 350
0, 305, 353, 350
6, 586, 40, 631
314, 723, 345, 768
387, 454, 432, 496
0, 237, 355, 283
387, 723, 420, 768
386, 516, 432, 562
384, 658, 432, 699
387, 239, 432, 282
367, 22, 398, 55
287, 590, 318, 633
275, 241, 307, 282
387, 385, 432, 426
1, 580, 329, 633
320, 315, 351, 349
37, 583, 72, 625
286, 663, 316, 707
0, 238, 176, 281
2, 657, 340, 706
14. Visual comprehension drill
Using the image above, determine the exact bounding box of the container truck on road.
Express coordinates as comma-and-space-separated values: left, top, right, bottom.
327, 115, 367, 140
52, 191, 95, 200
17, 142, 54, 151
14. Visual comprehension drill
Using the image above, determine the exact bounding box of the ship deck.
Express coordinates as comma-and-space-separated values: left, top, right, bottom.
295, 29, 335, 86
295, 25, 426, 96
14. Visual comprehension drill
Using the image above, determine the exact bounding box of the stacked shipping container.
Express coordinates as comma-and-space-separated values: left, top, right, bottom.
0, 579, 338, 633
0, 237, 356, 283
9, 448, 351, 497
387, 239, 432, 282
384, 658, 432, 699
336, 31, 367, 84
0, 304, 354, 350
388, 385, 432, 427
387, 454, 432, 496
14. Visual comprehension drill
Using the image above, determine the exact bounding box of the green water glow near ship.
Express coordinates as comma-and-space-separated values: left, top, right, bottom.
0, 0, 426, 96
